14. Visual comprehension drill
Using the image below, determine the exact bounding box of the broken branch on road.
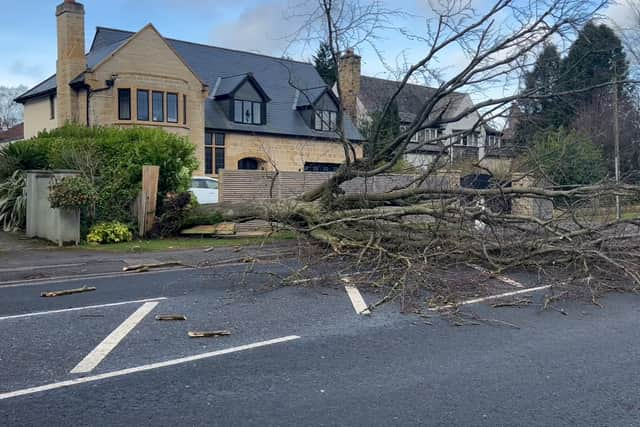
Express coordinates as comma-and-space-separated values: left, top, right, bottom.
188, 330, 232, 338
41, 286, 96, 297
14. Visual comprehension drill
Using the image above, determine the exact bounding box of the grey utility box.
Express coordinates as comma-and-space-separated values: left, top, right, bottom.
26, 170, 81, 246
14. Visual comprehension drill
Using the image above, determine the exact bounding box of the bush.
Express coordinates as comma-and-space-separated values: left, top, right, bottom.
0, 171, 27, 231
3, 125, 198, 226
49, 176, 98, 210
526, 129, 607, 187
87, 221, 133, 244
0, 139, 49, 179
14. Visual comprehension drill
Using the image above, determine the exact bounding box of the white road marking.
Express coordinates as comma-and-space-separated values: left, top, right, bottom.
467, 264, 524, 288
0, 263, 85, 273
0, 268, 194, 289
0, 335, 301, 401
70, 302, 159, 374
0, 297, 167, 321
429, 284, 552, 311
344, 285, 371, 315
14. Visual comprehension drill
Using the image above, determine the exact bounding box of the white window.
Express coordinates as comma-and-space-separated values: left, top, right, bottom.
314, 110, 337, 131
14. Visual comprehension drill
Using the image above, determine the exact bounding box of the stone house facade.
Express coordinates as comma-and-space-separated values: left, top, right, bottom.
16, 0, 363, 176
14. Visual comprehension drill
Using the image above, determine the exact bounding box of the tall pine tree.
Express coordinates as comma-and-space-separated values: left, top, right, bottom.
514, 44, 564, 144
561, 21, 628, 121
313, 42, 338, 87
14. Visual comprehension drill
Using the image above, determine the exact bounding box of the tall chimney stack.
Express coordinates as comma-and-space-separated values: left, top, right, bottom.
338, 48, 361, 123
56, 0, 86, 126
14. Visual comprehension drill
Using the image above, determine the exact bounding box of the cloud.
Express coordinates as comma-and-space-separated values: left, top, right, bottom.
8, 61, 45, 79
210, 0, 295, 56
604, 1, 635, 28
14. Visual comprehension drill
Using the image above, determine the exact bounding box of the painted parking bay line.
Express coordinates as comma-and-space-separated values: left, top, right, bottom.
0, 335, 301, 401
70, 301, 159, 374
467, 264, 524, 288
344, 285, 371, 315
0, 297, 167, 321
429, 284, 552, 311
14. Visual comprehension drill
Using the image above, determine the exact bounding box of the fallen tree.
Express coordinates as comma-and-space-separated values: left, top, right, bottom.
204, 0, 640, 308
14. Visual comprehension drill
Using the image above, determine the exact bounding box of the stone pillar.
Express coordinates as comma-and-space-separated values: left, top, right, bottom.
56, 0, 86, 126
338, 48, 361, 123
511, 172, 553, 220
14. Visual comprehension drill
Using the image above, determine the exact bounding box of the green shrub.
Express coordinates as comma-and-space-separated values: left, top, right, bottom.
0, 171, 27, 231
0, 139, 49, 179
87, 221, 133, 244
526, 129, 607, 187
7, 125, 198, 225
49, 176, 98, 210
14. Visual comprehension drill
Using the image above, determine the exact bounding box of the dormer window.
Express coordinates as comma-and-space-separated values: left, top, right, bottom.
234, 100, 263, 125
214, 73, 270, 126
314, 110, 337, 131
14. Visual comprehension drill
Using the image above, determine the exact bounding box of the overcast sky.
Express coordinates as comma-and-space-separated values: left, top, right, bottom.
0, 0, 634, 90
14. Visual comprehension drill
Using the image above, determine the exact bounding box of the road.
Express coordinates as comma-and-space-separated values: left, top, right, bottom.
0, 260, 638, 426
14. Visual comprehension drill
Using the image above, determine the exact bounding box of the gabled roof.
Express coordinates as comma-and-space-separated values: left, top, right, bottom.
358, 75, 466, 124
17, 26, 363, 141
295, 86, 337, 109
213, 73, 270, 101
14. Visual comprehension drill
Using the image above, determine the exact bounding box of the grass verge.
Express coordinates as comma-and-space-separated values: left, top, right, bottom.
79, 231, 296, 253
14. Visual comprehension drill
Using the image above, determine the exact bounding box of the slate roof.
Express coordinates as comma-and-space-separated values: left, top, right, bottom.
16, 27, 363, 141
358, 76, 466, 124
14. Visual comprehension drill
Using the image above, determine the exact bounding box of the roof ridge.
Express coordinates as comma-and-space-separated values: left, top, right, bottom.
93, 26, 314, 67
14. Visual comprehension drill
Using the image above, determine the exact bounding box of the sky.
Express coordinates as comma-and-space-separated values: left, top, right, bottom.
0, 0, 634, 91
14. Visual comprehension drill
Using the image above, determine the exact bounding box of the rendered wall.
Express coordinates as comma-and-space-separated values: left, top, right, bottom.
26, 170, 80, 246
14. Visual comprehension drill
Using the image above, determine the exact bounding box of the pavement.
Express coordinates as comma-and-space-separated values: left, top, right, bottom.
0, 243, 639, 426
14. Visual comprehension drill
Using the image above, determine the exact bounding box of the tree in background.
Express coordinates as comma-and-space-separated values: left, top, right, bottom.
313, 42, 338, 87
513, 44, 564, 144
359, 101, 400, 160
0, 85, 28, 130
526, 128, 606, 187
561, 21, 629, 122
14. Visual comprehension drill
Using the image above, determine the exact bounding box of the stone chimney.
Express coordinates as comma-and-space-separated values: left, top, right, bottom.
56, 0, 86, 126
338, 48, 361, 123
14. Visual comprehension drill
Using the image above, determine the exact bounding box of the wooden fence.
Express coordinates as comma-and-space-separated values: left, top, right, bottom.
218, 170, 461, 203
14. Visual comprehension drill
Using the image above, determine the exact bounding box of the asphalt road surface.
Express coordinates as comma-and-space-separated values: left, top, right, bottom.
0, 261, 638, 426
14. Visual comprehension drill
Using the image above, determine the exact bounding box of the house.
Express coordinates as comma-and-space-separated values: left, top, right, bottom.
337, 49, 502, 169
15, 0, 363, 176
0, 123, 24, 145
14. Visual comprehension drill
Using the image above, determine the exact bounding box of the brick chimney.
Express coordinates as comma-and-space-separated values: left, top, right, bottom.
338, 48, 361, 123
56, 0, 86, 126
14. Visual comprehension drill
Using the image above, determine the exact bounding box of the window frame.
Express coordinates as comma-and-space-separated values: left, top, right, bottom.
233, 99, 263, 125
313, 109, 338, 132
204, 132, 226, 175
183, 95, 187, 125
152, 91, 164, 122
137, 89, 149, 121
49, 95, 55, 120
166, 92, 179, 123
118, 88, 131, 121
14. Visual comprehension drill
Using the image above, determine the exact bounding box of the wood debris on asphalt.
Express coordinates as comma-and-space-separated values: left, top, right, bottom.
41, 286, 96, 297
122, 261, 190, 272
155, 315, 187, 321
188, 330, 231, 338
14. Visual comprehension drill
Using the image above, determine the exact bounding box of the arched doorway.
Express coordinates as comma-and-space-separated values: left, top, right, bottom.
237, 157, 265, 170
